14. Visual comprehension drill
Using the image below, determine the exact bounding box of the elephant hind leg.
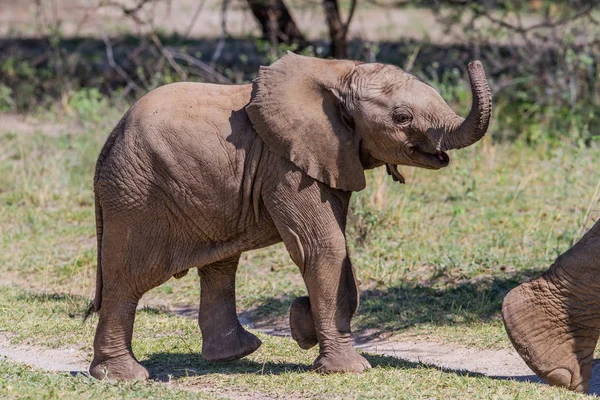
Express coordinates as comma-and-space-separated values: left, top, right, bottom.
90, 218, 172, 381
198, 255, 261, 361
90, 290, 149, 381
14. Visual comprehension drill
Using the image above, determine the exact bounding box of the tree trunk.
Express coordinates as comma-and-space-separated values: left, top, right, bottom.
246, 0, 307, 48
322, 0, 348, 59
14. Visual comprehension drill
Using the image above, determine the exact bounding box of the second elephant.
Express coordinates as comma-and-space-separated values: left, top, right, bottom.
503, 218, 600, 393
90, 52, 492, 380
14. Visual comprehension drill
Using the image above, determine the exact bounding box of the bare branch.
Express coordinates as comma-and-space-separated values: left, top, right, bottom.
363, 0, 411, 7
183, 0, 209, 38
477, 1, 600, 35
150, 33, 188, 80
167, 51, 231, 84
100, 0, 154, 18
102, 33, 145, 94
342, 0, 358, 38
211, 0, 231, 68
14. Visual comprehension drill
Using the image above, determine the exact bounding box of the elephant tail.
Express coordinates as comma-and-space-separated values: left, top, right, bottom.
88, 123, 125, 321
83, 198, 103, 322
93, 198, 104, 313
84, 112, 130, 322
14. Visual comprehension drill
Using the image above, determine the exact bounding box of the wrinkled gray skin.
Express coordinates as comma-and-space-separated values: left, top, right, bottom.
503, 219, 600, 393
90, 52, 492, 380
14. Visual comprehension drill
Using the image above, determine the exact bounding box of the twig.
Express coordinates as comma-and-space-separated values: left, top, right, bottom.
477, 1, 600, 35
176, 331, 194, 354
211, 0, 231, 68
183, 0, 209, 38
404, 45, 420, 72
150, 33, 188, 80
101, 0, 153, 21
363, 0, 411, 7
102, 34, 144, 94
578, 176, 600, 239
167, 50, 231, 84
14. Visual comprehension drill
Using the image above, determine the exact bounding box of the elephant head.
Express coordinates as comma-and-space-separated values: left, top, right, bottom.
246, 52, 492, 191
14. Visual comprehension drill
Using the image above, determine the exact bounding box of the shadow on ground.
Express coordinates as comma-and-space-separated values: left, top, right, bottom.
489, 360, 600, 397
143, 352, 309, 381
142, 350, 474, 380
356, 267, 542, 333
142, 348, 558, 391
239, 267, 544, 337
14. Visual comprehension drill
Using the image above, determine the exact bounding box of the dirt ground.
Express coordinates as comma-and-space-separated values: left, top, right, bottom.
0, 0, 473, 44
2, 320, 600, 397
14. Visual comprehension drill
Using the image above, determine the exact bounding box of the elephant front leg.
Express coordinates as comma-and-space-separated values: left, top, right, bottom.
198, 255, 262, 361
301, 249, 371, 373
264, 173, 369, 373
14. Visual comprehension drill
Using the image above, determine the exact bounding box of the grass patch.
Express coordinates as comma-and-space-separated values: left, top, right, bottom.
0, 285, 593, 399
1, 107, 600, 350
0, 358, 220, 399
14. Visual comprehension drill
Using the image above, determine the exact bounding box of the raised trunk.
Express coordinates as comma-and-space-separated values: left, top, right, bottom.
441, 61, 492, 151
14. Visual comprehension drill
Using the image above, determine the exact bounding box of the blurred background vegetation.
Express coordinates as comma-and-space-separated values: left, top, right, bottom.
1, 0, 599, 145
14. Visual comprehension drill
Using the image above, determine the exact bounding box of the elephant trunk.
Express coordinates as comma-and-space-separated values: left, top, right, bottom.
440, 61, 492, 151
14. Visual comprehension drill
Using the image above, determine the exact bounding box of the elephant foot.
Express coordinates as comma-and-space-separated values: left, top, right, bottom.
202, 325, 262, 362
312, 347, 371, 373
290, 296, 318, 350
502, 276, 599, 393
89, 354, 150, 381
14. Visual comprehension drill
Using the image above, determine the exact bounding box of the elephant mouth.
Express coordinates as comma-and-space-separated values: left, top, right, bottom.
411, 147, 450, 169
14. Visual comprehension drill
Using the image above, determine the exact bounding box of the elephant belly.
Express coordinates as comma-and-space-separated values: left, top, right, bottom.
97, 165, 282, 279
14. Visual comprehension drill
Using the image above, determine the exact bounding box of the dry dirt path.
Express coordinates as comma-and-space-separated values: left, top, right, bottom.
0, 335, 88, 374
257, 322, 600, 396
0, 0, 465, 44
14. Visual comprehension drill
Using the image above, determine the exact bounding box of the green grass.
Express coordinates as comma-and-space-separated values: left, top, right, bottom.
0, 360, 591, 400
1, 104, 600, 345
0, 285, 592, 399
0, 358, 221, 399
347, 141, 600, 347
1, 101, 600, 397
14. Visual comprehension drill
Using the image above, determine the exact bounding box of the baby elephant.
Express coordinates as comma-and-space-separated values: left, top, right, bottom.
90, 52, 492, 380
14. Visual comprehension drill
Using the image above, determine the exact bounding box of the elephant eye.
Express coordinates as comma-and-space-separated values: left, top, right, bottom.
393, 111, 412, 125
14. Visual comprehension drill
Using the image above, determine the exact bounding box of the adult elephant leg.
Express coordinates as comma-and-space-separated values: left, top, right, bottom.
503, 219, 600, 393
198, 255, 262, 361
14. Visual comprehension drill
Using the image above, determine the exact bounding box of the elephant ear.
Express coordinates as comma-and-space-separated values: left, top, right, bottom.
246, 52, 366, 192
